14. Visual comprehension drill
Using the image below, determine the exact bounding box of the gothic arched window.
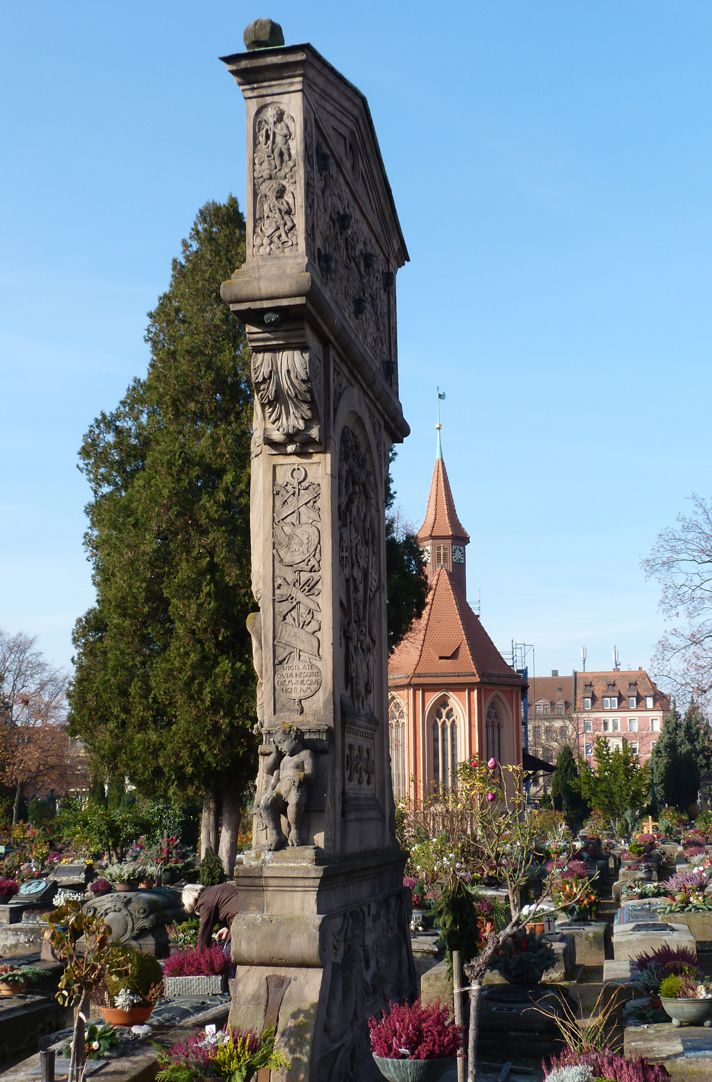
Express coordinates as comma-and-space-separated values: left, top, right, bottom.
485, 697, 503, 762
388, 694, 408, 799
431, 697, 458, 790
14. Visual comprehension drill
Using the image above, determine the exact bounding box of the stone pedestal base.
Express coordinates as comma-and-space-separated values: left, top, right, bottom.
229, 849, 414, 1082
613, 920, 696, 961
556, 920, 609, 965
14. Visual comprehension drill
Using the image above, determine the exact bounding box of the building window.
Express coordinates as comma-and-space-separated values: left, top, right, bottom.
432, 697, 458, 789
584, 719, 592, 732
485, 698, 503, 763
628, 696, 637, 709
651, 717, 659, 732
583, 697, 592, 710
628, 718, 638, 732
535, 703, 543, 715
646, 696, 654, 709
585, 743, 593, 757
602, 719, 610, 733
611, 718, 620, 732
434, 544, 449, 569
602, 696, 618, 709
630, 741, 639, 755
556, 700, 565, 713
388, 695, 408, 799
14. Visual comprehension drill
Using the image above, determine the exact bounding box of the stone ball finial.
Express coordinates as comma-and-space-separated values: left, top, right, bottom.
243, 18, 285, 50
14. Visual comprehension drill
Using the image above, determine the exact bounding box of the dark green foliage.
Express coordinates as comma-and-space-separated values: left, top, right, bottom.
104, 945, 163, 999
56, 796, 153, 862
551, 745, 589, 831
198, 847, 225, 886
430, 874, 480, 976
651, 702, 712, 812
69, 198, 256, 809
385, 451, 429, 652
491, 929, 556, 985
27, 797, 55, 827
577, 738, 650, 827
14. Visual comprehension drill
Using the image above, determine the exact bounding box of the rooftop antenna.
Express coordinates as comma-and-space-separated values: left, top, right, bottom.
476, 585, 481, 616
612, 645, 620, 671
436, 387, 445, 459
581, 646, 587, 672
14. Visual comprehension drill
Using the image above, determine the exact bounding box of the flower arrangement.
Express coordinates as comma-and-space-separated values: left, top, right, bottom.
368, 999, 463, 1060
631, 945, 702, 995
88, 878, 112, 896
0, 877, 19, 898
544, 1049, 671, 1081
163, 945, 229, 978
167, 918, 200, 950
61, 1022, 119, 1060
664, 868, 711, 892
490, 929, 556, 985
622, 881, 665, 900
403, 875, 427, 908
155, 1024, 289, 1082
659, 974, 712, 1000
554, 876, 598, 920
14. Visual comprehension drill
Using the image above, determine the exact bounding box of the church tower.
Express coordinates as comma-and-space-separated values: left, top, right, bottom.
388, 415, 524, 801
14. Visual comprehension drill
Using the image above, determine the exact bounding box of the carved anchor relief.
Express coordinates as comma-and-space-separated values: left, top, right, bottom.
273, 464, 322, 714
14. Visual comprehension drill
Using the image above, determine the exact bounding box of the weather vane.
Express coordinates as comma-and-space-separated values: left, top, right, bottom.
436, 387, 445, 457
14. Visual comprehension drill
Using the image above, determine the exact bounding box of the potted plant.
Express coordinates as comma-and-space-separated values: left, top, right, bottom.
155, 1023, 289, 1082
48, 901, 115, 1082
0, 877, 19, 904
368, 999, 463, 1081
659, 973, 712, 1027
490, 929, 556, 986
104, 862, 145, 892
163, 943, 229, 996
0, 963, 43, 996
166, 917, 199, 954
88, 877, 113, 897
97, 944, 163, 1025
138, 862, 159, 889
631, 945, 702, 1001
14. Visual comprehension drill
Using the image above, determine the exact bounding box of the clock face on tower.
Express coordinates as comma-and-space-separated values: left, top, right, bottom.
452, 545, 465, 564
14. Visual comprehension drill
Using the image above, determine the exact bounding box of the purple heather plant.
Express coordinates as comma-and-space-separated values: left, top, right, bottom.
665, 869, 711, 892
544, 1049, 671, 1081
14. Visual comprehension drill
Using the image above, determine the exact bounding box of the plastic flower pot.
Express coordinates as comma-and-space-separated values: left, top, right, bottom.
99, 1005, 153, 1026
660, 997, 712, 1027
372, 1056, 458, 1081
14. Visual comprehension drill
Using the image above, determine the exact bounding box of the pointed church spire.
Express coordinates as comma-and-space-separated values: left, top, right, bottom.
417, 401, 470, 591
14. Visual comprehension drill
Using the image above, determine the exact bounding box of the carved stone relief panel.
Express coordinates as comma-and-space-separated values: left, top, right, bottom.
318, 891, 415, 1081
344, 721, 376, 793
252, 348, 320, 446
253, 102, 298, 257
273, 463, 322, 715
338, 424, 379, 716
311, 124, 396, 382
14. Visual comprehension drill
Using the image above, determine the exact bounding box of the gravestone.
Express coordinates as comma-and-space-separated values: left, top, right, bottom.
219, 19, 415, 1081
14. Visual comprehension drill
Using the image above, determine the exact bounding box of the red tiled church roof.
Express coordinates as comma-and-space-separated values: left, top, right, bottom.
417, 457, 469, 543
389, 568, 522, 686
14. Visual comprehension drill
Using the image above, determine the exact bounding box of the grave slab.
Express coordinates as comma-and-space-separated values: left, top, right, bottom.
613, 920, 696, 961
625, 1021, 712, 1082
555, 920, 608, 965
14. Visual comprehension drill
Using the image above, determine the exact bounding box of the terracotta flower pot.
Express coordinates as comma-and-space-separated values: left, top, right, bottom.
0, 978, 28, 997
525, 922, 545, 935
114, 880, 139, 893
99, 1004, 153, 1026
373, 1056, 458, 1081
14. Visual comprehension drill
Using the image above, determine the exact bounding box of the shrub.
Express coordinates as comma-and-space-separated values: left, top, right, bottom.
544, 1049, 671, 1081
631, 945, 702, 994
658, 973, 699, 999
490, 930, 556, 985
0, 878, 19, 896
163, 945, 228, 978
368, 999, 463, 1060
198, 848, 225, 887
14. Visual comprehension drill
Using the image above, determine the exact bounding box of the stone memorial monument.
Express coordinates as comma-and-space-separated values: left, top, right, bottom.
219, 18, 415, 1080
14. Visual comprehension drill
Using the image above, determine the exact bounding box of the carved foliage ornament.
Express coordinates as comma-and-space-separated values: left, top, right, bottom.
339, 425, 378, 715
252, 349, 319, 445
273, 464, 322, 714
253, 103, 297, 256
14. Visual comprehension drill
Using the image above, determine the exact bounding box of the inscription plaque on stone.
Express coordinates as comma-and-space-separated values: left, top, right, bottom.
274, 659, 322, 702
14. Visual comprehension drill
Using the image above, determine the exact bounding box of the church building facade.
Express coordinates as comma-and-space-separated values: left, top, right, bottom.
388, 436, 524, 800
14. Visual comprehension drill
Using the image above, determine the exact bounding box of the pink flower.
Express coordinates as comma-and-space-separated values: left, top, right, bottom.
486, 792, 496, 802
487, 757, 498, 770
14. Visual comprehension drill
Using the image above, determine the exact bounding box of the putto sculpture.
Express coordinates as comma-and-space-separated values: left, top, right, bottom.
258, 725, 317, 849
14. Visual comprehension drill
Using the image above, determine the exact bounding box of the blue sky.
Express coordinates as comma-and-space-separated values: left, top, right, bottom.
2, 1, 711, 685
